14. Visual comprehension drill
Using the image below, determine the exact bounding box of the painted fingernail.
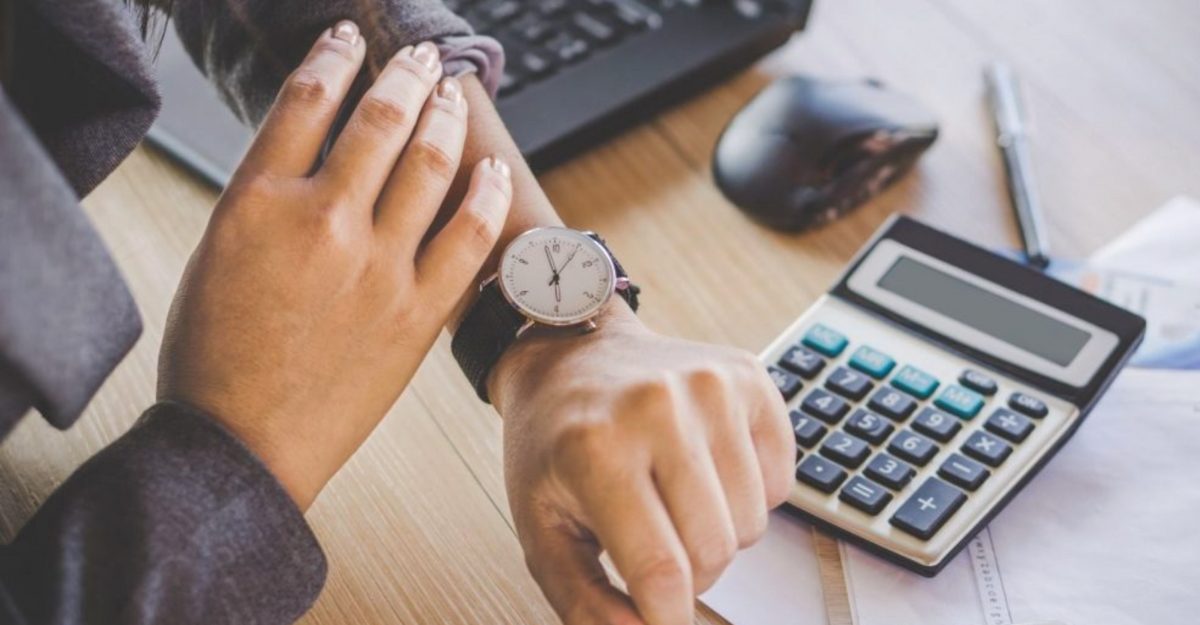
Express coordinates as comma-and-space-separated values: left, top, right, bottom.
489, 155, 511, 179
438, 77, 462, 105
411, 41, 440, 72
331, 20, 358, 45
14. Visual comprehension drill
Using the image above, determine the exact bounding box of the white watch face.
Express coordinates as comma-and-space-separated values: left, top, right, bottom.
498, 228, 617, 326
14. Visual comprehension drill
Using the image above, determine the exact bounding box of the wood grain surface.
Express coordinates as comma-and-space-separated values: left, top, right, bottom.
2, 1, 1196, 623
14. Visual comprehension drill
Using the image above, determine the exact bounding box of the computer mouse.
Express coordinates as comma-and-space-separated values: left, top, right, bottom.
713, 76, 938, 231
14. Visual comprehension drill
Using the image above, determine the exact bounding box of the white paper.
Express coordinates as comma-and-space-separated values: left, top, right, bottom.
1089, 196, 1200, 287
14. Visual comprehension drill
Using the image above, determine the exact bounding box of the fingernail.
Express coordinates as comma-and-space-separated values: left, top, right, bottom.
489, 155, 511, 180
411, 41, 440, 72
331, 20, 358, 45
438, 77, 462, 105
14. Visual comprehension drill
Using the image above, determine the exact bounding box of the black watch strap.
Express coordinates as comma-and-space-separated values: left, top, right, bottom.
451, 233, 638, 403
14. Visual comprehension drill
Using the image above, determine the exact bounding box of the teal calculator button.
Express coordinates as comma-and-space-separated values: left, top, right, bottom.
935, 385, 985, 419
891, 365, 939, 399
802, 324, 848, 357
848, 346, 896, 379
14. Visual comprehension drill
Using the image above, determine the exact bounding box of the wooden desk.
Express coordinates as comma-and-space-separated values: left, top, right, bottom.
2, 1, 1196, 623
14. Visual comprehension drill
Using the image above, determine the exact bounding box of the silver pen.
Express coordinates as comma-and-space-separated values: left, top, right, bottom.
984, 62, 1051, 268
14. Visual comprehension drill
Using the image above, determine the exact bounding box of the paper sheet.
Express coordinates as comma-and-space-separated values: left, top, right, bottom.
1089, 196, 1200, 286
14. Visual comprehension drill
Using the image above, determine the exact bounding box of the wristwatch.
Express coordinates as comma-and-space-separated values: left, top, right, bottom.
452, 227, 640, 402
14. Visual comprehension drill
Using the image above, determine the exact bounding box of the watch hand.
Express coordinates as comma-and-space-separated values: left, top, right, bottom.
544, 245, 559, 279
554, 281, 562, 302
558, 246, 581, 273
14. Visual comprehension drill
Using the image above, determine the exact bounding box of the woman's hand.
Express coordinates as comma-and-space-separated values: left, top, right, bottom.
158, 22, 512, 510
493, 308, 795, 625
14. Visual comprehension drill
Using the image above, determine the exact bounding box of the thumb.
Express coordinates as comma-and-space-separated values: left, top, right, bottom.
526, 524, 645, 625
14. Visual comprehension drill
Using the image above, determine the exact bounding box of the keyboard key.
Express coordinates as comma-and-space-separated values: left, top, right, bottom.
938, 453, 990, 491
545, 32, 590, 63
789, 410, 827, 448
519, 51, 554, 76
935, 384, 985, 419
800, 388, 849, 424
890, 478, 967, 540
819, 432, 870, 469
511, 13, 554, 42
606, 0, 662, 29
573, 12, 617, 43
891, 365, 939, 399
825, 366, 874, 401
911, 407, 962, 443
844, 409, 894, 445
768, 366, 802, 400
849, 345, 896, 379
801, 324, 847, 357
962, 431, 1012, 467
839, 476, 893, 515
1009, 392, 1049, 418
888, 430, 938, 466
778, 345, 825, 379
481, 0, 522, 22
985, 408, 1035, 443
868, 386, 917, 421
536, 0, 568, 15
864, 453, 915, 490
959, 369, 998, 396
796, 455, 847, 493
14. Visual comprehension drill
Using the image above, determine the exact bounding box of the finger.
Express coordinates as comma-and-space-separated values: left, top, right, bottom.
241, 20, 365, 178
319, 41, 443, 207
526, 525, 646, 625
750, 369, 798, 509
415, 156, 512, 301
577, 476, 694, 625
375, 76, 467, 250
712, 409, 770, 549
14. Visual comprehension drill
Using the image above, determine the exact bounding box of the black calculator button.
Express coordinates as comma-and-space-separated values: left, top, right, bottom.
778, 346, 826, 380
864, 453, 915, 490
985, 408, 1035, 443
800, 388, 850, 424
959, 369, 998, 396
789, 410, 828, 448
889, 477, 967, 540
1009, 392, 1049, 418
796, 455, 847, 493
912, 407, 962, 443
844, 409, 895, 445
867, 387, 917, 422
962, 431, 1012, 467
839, 476, 893, 515
887, 430, 938, 466
938, 453, 990, 491
824, 366, 874, 401
768, 366, 803, 401
819, 432, 871, 469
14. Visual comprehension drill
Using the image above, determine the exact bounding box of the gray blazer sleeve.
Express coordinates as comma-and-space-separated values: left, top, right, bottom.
0, 402, 326, 625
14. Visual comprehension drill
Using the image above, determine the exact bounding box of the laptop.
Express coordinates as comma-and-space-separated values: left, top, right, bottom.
148, 0, 813, 187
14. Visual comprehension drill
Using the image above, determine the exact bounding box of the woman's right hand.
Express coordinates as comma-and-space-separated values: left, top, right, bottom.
158, 21, 512, 510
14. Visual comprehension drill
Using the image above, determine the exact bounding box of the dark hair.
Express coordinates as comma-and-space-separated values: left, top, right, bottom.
125, 0, 173, 41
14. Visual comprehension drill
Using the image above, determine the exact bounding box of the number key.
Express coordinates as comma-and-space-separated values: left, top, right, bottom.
825, 366, 874, 401
820, 432, 870, 469
844, 409, 895, 445
796, 455, 847, 493
789, 410, 827, 448
839, 476, 893, 515
800, 388, 850, 424
911, 407, 962, 442
802, 324, 848, 357
985, 408, 1035, 443
888, 430, 938, 466
778, 345, 826, 379
1009, 392, 1049, 418
864, 453, 915, 490
868, 386, 917, 421
849, 345, 896, 379
768, 366, 803, 400
962, 430, 1012, 467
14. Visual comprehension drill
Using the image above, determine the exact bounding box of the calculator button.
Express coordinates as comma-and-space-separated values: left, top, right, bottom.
889, 477, 967, 540
1009, 392, 1049, 418
867, 387, 917, 422
844, 409, 895, 445
934, 384, 985, 419
839, 476, 893, 515
800, 389, 850, 424
801, 324, 848, 357
911, 407, 962, 443
887, 430, 938, 466
796, 455, 848, 493
962, 431, 1012, 467
789, 410, 828, 448
984, 408, 1035, 443
768, 366, 803, 400
891, 365, 939, 399
938, 453, 990, 491
778, 345, 826, 379
864, 453, 916, 490
958, 369, 998, 396
819, 432, 871, 469
848, 345, 896, 379
824, 367, 874, 401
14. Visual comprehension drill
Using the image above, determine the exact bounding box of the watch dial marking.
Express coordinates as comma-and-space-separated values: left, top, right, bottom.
500, 230, 614, 324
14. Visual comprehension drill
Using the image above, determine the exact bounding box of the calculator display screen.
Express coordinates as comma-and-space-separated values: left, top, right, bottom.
877, 256, 1091, 366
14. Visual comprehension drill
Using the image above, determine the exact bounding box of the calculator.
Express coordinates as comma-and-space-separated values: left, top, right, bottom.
763, 216, 1145, 576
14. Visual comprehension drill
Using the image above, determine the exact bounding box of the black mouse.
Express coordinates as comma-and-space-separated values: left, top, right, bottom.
713, 76, 938, 231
